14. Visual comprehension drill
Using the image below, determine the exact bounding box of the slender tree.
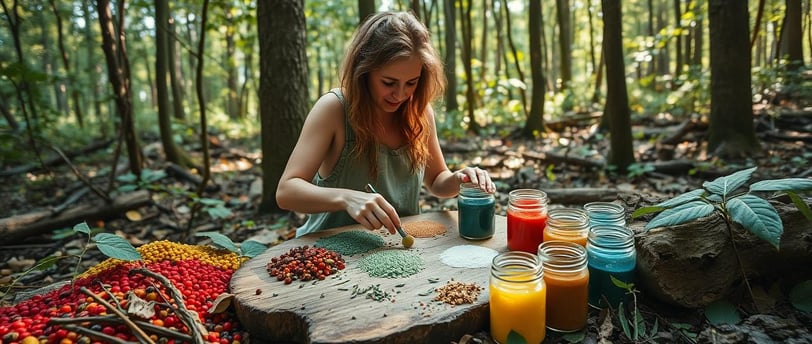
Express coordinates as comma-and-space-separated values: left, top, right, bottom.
601, 0, 634, 172
359, 0, 375, 24
49, 0, 84, 128
707, 0, 761, 158
556, 0, 572, 90
459, 0, 480, 133
524, 0, 547, 137
443, 0, 458, 113
258, 0, 309, 212
155, 0, 192, 167
783, 0, 804, 70
98, 0, 142, 176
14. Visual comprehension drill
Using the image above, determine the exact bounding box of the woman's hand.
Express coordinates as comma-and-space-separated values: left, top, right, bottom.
456, 166, 496, 194
345, 191, 399, 234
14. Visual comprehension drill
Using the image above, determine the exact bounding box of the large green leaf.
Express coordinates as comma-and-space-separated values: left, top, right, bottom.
93, 233, 142, 261
645, 200, 715, 230
240, 240, 267, 258
789, 280, 812, 312
787, 192, 812, 222
653, 189, 706, 208
750, 178, 812, 192
196, 231, 239, 253
704, 300, 741, 325
702, 167, 757, 198
726, 195, 783, 248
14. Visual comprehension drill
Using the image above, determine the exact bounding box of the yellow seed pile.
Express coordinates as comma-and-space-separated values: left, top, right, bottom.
81, 240, 246, 277
402, 220, 447, 238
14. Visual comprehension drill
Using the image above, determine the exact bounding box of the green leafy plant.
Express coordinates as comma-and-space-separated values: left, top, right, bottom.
632, 167, 812, 310
633, 166, 812, 248
116, 168, 167, 192
195, 231, 267, 259
0, 222, 141, 302
612, 276, 659, 343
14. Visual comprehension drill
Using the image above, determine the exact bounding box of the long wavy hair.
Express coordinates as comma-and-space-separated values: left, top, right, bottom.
340, 11, 445, 178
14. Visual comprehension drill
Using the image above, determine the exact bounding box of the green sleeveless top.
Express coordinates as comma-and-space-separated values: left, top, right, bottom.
296, 89, 424, 237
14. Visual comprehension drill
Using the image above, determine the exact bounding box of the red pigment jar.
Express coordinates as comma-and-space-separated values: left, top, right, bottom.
506, 189, 549, 253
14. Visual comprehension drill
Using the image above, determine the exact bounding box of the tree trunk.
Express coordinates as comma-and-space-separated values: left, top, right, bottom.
783, 0, 804, 70
97, 0, 142, 176
478, 0, 489, 81
155, 0, 191, 167
459, 0, 480, 133
601, 0, 634, 173
443, 0, 458, 113
168, 15, 185, 120
501, 0, 528, 117
707, 0, 761, 158
49, 0, 84, 128
258, 0, 309, 213
225, 7, 240, 118
673, 0, 683, 77
556, 0, 571, 90
358, 0, 375, 24
523, 0, 547, 137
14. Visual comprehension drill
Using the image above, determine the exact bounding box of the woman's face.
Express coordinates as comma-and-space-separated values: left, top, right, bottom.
368, 56, 422, 115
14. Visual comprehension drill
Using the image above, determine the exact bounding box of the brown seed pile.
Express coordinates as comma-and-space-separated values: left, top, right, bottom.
433, 281, 483, 305
402, 220, 447, 238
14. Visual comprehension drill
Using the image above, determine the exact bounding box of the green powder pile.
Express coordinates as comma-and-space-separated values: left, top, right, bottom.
357, 250, 425, 278
314, 230, 385, 256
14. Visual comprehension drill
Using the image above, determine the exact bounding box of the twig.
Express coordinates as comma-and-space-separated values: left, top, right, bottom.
49, 315, 195, 342
79, 286, 156, 344
130, 268, 205, 344
46, 142, 112, 202
60, 324, 134, 344
719, 212, 760, 313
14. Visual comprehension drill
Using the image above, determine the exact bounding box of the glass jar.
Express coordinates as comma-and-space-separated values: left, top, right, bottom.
538, 241, 589, 333
543, 208, 590, 246
584, 202, 626, 228
586, 225, 636, 309
506, 189, 549, 253
490, 251, 546, 344
458, 183, 495, 240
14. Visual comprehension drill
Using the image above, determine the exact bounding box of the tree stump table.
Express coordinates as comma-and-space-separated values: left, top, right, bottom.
231, 211, 509, 344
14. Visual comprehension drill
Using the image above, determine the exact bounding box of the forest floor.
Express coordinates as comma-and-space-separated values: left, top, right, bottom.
1, 103, 811, 343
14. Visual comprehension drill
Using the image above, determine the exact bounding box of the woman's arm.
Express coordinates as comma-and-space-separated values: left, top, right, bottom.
423, 106, 496, 198
275, 94, 400, 233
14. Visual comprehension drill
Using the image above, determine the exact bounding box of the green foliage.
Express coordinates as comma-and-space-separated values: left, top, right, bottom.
633, 167, 812, 248
195, 231, 266, 259
612, 276, 659, 343
116, 169, 168, 193
704, 300, 741, 325
93, 233, 142, 261
789, 280, 812, 313
506, 330, 527, 344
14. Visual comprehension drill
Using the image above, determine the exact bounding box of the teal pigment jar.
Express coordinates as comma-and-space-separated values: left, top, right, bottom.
457, 182, 495, 240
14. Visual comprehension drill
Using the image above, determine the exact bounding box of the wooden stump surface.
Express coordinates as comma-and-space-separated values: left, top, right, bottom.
230, 211, 509, 344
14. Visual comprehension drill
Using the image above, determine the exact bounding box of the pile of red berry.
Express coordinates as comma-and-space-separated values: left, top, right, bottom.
266, 246, 345, 284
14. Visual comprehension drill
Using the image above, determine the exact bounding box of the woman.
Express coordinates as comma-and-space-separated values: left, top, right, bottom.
276, 11, 495, 237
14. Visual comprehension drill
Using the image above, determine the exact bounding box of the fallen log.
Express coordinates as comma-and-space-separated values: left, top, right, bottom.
543, 187, 623, 205
0, 190, 152, 243
632, 201, 812, 308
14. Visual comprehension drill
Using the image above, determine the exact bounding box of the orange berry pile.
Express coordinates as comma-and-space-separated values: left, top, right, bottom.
0, 240, 247, 344
266, 245, 345, 284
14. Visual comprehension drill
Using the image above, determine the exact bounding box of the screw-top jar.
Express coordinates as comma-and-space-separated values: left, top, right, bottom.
507, 189, 549, 253
586, 225, 636, 309
544, 208, 590, 246
584, 202, 626, 228
538, 241, 589, 333
490, 251, 546, 343
458, 183, 495, 240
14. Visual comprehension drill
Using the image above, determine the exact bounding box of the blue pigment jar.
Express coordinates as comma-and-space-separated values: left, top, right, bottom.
584, 202, 626, 228
457, 183, 495, 240
586, 225, 636, 309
